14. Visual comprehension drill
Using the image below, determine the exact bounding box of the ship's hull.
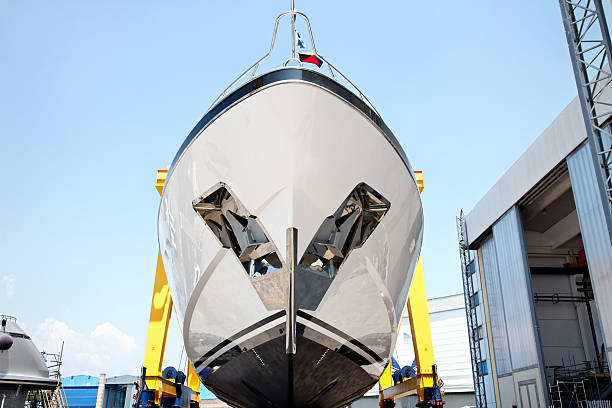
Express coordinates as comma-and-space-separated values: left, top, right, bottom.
0, 318, 56, 408
158, 68, 423, 407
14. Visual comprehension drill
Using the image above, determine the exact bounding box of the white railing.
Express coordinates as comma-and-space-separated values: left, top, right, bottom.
208, 9, 380, 117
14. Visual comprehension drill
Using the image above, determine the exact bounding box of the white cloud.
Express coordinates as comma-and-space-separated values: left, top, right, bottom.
2, 274, 16, 297
34, 318, 141, 377
91, 322, 138, 352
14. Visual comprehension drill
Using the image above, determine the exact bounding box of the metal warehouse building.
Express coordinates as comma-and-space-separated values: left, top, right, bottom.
457, 88, 612, 407
62, 375, 138, 408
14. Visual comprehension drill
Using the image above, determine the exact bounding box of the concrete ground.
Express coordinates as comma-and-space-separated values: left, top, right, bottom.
349, 392, 476, 408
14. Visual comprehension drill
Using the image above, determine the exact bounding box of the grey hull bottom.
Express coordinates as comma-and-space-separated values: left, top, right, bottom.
201, 330, 378, 408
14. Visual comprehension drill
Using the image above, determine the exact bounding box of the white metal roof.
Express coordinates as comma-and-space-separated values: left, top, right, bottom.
465, 97, 587, 244
427, 294, 465, 313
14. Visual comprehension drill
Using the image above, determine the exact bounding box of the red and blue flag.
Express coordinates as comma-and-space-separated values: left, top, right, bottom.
299, 52, 323, 67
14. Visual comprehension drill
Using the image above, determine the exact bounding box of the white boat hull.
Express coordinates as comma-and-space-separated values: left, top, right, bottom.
158, 68, 423, 407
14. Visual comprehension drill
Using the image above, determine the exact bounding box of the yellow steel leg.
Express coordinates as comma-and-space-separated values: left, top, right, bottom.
141, 168, 200, 404
408, 257, 436, 402
143, 169, 173, 389
380, 172, 442, 406
379, 257, 438, 406
187, 364, 200, 393
143, 251, 173, 400
378, 363, 393, 407
379, 363, 393, 390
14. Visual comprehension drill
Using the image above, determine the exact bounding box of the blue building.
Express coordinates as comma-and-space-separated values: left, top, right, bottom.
62, 375, 138, 408
62, 376, 99, 408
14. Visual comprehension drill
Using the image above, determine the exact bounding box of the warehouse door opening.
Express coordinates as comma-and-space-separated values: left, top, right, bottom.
520, 169, 611, 401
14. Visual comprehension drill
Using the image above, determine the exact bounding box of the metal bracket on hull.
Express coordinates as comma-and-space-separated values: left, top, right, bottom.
192, 181, 392, 315
192, 183, 283, 278
300, 182, 390, 279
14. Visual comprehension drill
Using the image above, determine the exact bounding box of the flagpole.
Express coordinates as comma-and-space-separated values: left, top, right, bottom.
291, 0, 296, 58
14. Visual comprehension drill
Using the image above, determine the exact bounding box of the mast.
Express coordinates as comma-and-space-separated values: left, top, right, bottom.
291, 0, 296, 59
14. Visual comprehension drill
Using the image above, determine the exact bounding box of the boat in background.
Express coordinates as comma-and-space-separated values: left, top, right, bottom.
0, 315, 62, 408
157, 5, 423, 407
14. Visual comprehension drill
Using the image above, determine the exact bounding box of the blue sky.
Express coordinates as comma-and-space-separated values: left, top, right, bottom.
1, 1, 577, 378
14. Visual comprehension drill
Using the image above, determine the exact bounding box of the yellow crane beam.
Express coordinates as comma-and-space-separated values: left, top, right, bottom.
407, 257, 436, 400
379, 171, 443, 407
143, 251, 173, 383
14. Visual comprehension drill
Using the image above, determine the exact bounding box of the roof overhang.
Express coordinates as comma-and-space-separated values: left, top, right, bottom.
465, 97, 588, 247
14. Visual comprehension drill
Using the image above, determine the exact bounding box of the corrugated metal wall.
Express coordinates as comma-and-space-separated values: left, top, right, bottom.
64, 387, 98, 408
567, 142, 612, 362
491, 207, 540, 370
471, 261, 497, 407
476, 206, 549, 407
480, 236, 512, 375
62, 376, 99, 387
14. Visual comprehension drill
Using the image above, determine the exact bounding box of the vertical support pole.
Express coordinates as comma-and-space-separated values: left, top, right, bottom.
290, 0, 296, 59
585, 295, 603, 372
559, 0, 612, 230
95, 374, 106, 408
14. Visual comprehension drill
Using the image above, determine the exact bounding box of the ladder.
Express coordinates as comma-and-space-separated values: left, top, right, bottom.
38, 383, 68, 408
40, 343, 68, 408
577, 381, 588, 406
550, 382, 562, 407
457, 210, 487, 408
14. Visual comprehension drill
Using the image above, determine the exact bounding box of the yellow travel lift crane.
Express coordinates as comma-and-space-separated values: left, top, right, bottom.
378, 172, 444, 408
136, 169, 442, 408
134, 168, 200, 408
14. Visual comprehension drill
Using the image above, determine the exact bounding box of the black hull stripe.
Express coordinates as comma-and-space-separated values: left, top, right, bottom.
194, 310, 286, 367
194, 309, 384, 372
296, 310, 383, 363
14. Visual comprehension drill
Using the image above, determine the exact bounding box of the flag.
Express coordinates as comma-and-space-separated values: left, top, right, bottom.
299, 52, 323, 67
295, 29, 306, 49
